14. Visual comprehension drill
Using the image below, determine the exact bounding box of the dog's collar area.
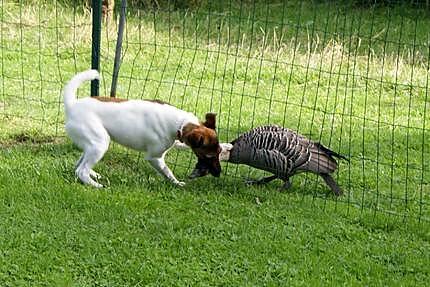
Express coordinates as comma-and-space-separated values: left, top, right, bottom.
176, 119, 189, 143
176, 130, 183, 142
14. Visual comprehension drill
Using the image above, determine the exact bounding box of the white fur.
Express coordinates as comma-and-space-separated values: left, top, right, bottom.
64, 69, 200, 187
219, 143, 233, 161
173, 140, 190, 150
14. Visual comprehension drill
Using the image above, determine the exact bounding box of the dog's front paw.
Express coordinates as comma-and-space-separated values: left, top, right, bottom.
176, 181, 186, 187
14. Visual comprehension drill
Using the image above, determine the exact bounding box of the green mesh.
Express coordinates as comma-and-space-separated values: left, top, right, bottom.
0, 0, 428, 222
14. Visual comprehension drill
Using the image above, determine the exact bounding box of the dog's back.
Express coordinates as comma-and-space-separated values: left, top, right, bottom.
69, 98, 198, 151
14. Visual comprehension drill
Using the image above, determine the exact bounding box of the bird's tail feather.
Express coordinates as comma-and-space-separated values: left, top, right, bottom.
315, 142, 349, 162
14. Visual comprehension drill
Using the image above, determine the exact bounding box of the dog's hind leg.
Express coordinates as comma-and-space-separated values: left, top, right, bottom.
67, 119, 110, 187
75, 155, 102, 181
75, 154, 84, 168
89, 170, 102, 180
76, 143, 109, 188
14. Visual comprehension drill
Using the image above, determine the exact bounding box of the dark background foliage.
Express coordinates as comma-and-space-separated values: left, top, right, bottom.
19, 0, 430, 10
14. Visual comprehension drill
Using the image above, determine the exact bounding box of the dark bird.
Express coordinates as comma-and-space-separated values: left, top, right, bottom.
190, 125, 347, 196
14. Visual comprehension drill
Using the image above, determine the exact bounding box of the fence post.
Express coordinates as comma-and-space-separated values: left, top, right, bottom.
91, 0, 102, 97
110, 0, 127, 97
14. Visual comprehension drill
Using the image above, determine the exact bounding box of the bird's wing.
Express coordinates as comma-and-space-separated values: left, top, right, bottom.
249, 147, 291, 178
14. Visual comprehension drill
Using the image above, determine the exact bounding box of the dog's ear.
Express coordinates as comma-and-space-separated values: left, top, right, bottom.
203, 113, 216, 130
188, 132, 204, 148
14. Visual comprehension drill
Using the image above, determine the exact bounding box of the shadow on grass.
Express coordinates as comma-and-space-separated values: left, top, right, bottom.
1, 139, 332, 195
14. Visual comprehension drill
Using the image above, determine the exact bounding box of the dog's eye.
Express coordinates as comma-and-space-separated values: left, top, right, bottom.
205, 154, 216, 159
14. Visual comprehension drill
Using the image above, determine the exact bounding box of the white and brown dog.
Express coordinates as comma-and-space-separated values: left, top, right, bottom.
64, 70, 221, 187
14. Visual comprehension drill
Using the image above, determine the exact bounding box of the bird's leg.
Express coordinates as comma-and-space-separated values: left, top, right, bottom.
279, 178, 292, 191
245, 174, 278, 185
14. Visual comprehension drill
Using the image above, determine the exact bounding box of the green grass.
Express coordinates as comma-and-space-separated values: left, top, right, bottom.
1, 0, 429, 285
1, 143, 429, 285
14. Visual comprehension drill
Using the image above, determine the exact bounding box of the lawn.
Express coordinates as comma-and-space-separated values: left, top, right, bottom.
1, 142, 429, 285
1, 0, 429, 285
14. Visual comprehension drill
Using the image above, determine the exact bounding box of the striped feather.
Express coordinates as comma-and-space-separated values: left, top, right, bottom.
190, 125, 346, 195
228, 125, 345, 193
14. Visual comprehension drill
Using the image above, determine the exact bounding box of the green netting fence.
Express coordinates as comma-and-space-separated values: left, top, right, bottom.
1, 0, 429, 222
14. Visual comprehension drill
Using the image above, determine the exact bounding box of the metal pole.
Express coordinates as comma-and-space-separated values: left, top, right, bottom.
91, 0, 102, 97
110, 0, 127, 97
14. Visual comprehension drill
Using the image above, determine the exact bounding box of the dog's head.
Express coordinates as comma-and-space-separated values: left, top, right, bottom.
189, 143, 233, 179
180, 113, 221, 177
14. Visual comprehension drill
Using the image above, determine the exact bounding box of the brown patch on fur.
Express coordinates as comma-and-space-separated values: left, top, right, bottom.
93, 96, 128, 103
203, 113, 217, 130
93, 97, 171, 105
145, 99, 170, 105
180, 120, 222, 177
181, 124, 220, 157
181, 123, 199, 137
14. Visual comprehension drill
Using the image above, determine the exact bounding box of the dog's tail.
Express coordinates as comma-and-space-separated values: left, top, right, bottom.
63, 69, 100, 111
